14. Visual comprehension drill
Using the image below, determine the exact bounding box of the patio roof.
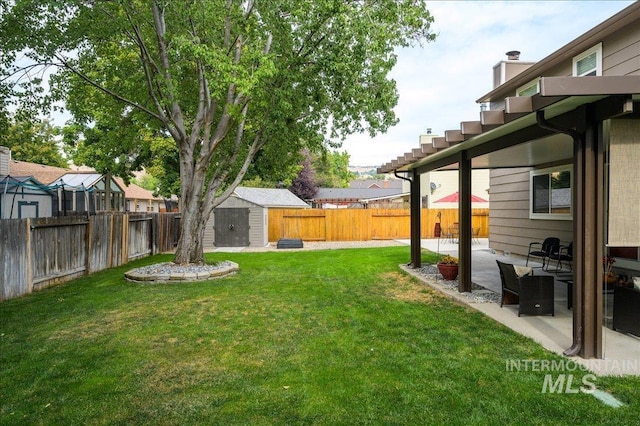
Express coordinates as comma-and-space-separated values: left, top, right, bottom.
378, 76, 639, 174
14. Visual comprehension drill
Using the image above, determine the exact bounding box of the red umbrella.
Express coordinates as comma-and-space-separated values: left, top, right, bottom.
434, 191, 488, 203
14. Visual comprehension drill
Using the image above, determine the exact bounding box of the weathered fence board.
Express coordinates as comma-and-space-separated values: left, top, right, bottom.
30, 216, 88, 290
1, 219, 30, 301
128, 215, 152, 259
1, 212, 182, 301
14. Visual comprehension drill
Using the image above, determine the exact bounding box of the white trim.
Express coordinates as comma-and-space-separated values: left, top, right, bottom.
529, 165, 573, 220
572, 43, 602, 77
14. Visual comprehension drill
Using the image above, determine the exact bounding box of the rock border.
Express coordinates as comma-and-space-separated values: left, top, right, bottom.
125, 261, 239, 284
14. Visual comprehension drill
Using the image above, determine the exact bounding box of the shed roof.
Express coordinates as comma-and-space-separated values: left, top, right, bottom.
233, 187, 308, 208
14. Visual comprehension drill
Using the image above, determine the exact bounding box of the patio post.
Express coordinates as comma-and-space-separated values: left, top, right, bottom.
410, 168, 422, 268
458, 150, 472, 292
574, 113, 604, 358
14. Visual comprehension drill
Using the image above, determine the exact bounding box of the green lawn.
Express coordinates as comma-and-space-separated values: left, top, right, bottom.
1, 247, 638, 425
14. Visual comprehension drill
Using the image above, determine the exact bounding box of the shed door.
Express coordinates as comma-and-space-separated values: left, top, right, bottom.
214, 208, 250, 247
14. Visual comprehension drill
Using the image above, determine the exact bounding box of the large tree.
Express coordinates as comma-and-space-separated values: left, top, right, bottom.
2, 114, 68, 168
0, 1, 435, 264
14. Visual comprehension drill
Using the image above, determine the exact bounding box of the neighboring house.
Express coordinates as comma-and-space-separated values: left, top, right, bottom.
349, 179, 403, 190
377, 3, 640, 359
114, 177, 165, 213
312, 188, 407, 208
5, 149, 125, 215
0, 176, 54, 219
203, 187, 309, 247
397, 134, 491, 208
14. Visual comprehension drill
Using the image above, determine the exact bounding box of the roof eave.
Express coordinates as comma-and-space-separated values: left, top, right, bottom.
476, 2, 640, 103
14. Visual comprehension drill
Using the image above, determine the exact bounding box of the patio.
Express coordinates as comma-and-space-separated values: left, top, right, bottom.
400, 238, 640, 376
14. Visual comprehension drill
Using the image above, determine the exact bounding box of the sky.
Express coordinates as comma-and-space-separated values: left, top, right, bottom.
342, 0, 636, 166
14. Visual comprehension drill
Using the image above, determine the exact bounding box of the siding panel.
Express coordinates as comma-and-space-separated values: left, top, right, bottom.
489, 169, 572, 257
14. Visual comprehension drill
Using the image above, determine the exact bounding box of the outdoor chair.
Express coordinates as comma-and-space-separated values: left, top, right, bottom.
496, 260, 555, 316
547, 242, 573, 274
472, 227, 481, 244
526, 237, 560, 269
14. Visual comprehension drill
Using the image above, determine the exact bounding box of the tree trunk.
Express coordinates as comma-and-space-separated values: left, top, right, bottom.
173, 146, 207, 265
173, 199, 205, 265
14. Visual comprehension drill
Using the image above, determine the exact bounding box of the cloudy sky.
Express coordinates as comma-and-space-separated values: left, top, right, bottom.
342, 0, 635, 166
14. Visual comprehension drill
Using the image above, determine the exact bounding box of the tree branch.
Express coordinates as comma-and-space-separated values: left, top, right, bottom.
52, 54, 166, 125
151, 1, 187, 142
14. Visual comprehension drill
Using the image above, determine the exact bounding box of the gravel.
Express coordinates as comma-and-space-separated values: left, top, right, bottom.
129, 261, 234, 276
416, 264, 501, 304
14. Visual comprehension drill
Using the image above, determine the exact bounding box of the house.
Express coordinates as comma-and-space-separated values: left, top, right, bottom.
0, 176, 54, 219
377, 3, 640, 359
113, 177, 165, 213
396, 134, 491, 209
312, 188, 408, 208
2, 148, 174, 215
203, 187, 309, 247
349, 179, 403, 190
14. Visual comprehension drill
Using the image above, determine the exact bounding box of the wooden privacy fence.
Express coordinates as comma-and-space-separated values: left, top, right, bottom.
0, 212, 180, 301
268, 208, 489, 242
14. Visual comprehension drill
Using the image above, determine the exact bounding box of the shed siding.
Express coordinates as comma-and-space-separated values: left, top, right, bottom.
1, 190, 53, 219
489, 167, 572, 257
204, 196, 267, 247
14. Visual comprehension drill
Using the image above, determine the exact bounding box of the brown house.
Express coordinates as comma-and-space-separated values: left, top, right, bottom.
379, 3, 640, 359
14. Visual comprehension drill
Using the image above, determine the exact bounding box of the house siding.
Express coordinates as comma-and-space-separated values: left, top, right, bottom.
603, 24, 640, 76
489, 167, 572, 257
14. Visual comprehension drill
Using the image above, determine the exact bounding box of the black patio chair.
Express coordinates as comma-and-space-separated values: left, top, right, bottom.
496, 260, 555, 316
547, 242, 573, 274
526, 237, 560, 269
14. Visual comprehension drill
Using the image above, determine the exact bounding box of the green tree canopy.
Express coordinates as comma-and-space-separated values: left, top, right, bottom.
1, 114, 67, 168
0, 0, 436, 263
313, 150, 354, 188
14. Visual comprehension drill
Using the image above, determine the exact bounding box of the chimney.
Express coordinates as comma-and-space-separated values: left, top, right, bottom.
0, 146, 10, 176
492, 50, 534, 89
426, 128, 432, 135
506, 50, 520, 60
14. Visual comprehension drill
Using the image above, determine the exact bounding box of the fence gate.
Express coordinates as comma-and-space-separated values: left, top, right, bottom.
214, 208, 250, 247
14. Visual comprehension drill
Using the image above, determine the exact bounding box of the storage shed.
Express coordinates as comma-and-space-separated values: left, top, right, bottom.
204, 187, 308, 248
0, 176, 54, 219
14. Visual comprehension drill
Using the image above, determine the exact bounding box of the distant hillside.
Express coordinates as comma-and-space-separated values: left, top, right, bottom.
349, 165, 385, 178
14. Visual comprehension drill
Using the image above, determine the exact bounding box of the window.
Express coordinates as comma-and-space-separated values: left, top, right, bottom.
573, 43, 602, 76
530, 166, 572, 220
517, 78, 540, 97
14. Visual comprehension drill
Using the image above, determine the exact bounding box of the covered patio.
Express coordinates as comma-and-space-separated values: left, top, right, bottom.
399, 238, 640, 376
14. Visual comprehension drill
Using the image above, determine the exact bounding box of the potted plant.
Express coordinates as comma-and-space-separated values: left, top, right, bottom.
603, 256, 617, 288
437, 255, 459, 280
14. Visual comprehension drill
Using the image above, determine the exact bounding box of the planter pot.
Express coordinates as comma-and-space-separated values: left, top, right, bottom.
437, 263, 459, 280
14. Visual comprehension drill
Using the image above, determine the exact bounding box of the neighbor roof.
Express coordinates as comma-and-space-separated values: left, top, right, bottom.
314, 188, 403, 201
233, 187, 308, 208
9, 160, 69, 184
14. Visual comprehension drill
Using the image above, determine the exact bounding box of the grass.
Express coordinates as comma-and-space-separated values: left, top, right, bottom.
1, 246, 639, 425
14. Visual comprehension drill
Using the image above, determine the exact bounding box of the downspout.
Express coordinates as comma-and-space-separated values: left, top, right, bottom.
535, 110, 583, 357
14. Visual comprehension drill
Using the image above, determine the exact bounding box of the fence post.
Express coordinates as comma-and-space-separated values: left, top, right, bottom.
26, 218, 33, 294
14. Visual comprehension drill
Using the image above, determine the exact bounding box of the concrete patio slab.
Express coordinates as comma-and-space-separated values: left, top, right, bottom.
403, 238, 640, 376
